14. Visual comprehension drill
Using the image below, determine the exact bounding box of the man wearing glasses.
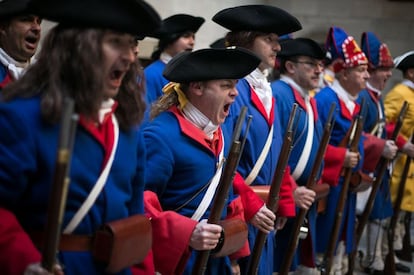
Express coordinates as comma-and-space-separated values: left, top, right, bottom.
271, 37, 343, 275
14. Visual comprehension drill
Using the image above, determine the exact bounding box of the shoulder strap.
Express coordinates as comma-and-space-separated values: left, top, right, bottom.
191, 133, 225, 221
245, 125, 274, 185
292, 99, 315, 180
63, 115, 119, 234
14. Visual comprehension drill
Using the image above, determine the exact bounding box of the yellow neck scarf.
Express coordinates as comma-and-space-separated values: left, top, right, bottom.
162, 82, 189, 110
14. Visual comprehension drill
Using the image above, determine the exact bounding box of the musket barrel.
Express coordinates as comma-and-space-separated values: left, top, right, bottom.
41, 98, 78, 272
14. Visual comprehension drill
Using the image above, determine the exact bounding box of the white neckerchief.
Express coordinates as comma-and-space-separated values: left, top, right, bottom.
0, 48, 29, 80
366, 82, 385, 137
280, 75, 309, 99
98, 98, 115, 124
160, 52, 173, 64
332, 79, 357, 114
245, 68, 272, 117
280, 75, 315, 180
182, 102, 219, 139
402, 79, 414, 90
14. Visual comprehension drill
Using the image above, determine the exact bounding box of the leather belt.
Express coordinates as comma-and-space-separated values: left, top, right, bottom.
30, 233, 93, 251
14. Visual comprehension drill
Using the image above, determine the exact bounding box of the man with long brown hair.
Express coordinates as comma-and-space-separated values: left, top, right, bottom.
0, 0, 161, 274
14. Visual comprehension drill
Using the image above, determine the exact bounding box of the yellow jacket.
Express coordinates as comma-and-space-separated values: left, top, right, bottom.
384, 83, 414, 211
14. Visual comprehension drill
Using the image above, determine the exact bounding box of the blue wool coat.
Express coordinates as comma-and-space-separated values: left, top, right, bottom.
357, 89, 393, 219
0, 63, 12, 90
271, 80, 325, 270
0, 96, 146, 275
143, 107, 235, 275
144, 60, 168, 105
223, 78, 295, 275
314, 86, 365, 254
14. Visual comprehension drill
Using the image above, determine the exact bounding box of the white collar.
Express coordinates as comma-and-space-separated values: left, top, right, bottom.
366, 82, 382, 96
160, 52, 173, 64
245, 68, 273, 116
98, 98, 115, 124
402, 79, 414, 90
280, 75, 309, 101
0, 47, 30, 80
182, 102, 219, 139
332, 79, 357, 114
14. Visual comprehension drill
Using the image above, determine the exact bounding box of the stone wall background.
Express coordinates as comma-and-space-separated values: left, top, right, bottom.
142, 0, 414, 92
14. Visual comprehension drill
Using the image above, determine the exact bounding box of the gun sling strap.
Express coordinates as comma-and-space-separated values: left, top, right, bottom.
63, 114, 120, 234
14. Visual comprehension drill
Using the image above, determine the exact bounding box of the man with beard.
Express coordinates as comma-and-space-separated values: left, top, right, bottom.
271, 38, 344, 274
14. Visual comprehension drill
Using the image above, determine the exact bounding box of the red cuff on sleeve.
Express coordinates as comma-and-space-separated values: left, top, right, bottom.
276, 167, 296, 217
233, 173, 264, 221
362, 133, 385, 172
322, 145, 346, 187
0, 208, 41, 275
144, 191, 197, 274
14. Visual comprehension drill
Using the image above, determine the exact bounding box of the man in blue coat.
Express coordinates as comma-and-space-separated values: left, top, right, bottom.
143, 47, 260, 274
271, 37, 344, 274
357, 31, 400, 274
0, 0, 161, 274
144, 13, 205, 104
314, 26, 370, 274
213, 5, 320, 275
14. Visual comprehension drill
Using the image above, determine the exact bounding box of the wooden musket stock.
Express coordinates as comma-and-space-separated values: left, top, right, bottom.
279, 103, 336, 275
320, 99, 366, 275
247, 104, 298, 275
384, 129, 414, 275
192, 107, 249, 275
399, 212, 412, 262
347, 101, 408, 274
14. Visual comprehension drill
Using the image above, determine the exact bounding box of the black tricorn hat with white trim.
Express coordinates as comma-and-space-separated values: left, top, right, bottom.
394, 51, 414, 71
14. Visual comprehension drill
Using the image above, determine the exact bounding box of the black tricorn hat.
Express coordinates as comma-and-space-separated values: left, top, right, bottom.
0, 0, 32, 18
394, 51, 414, 71
152, 14, 205, 39
278, 38, 325, 59
163, 47, 260, 82
212, 5, 302, 36
28, 0, 161, 37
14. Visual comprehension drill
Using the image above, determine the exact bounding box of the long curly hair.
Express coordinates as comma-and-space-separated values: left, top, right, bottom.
1, 25, 146, 131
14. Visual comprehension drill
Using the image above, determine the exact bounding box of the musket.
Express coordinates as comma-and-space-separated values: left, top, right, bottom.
320, 99, 366, 275
41, 97, 78, 272
347, 101, 408, 274
279, 103, 336, 275
384, 130, 414, 275
192, 106, 250, 275
399, 212, 412, 262
247, 104, 299, 275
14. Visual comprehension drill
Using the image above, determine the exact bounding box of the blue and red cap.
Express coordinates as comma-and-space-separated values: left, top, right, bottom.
325, 26, 368, 73
361, 32, 393, 69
